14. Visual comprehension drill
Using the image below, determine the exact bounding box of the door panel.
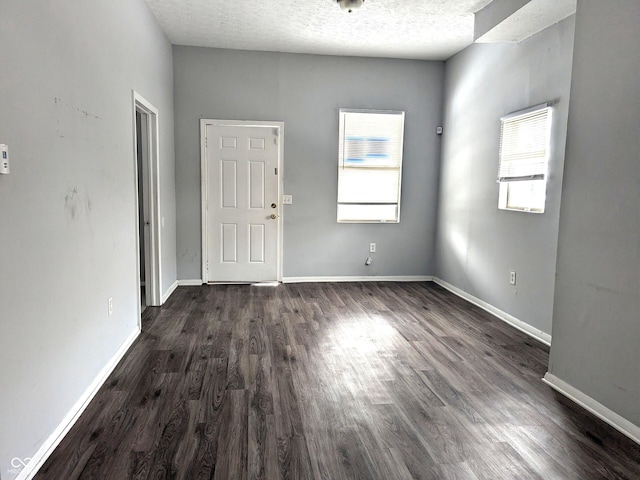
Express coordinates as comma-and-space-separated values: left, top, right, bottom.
221, 160, 237, 208
249, 137, 265, 150
249, 224, 265, 263
249, 161, 265, 209
221, 224, 238, 263
206, 124, 279, 282
221, 136, 237, 149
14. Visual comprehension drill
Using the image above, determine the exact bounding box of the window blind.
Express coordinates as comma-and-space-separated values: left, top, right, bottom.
498, 105, 552, 182
337, 109, 405, 223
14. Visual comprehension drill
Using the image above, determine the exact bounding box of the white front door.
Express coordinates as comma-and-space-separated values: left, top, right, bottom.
203, 122, 281, 283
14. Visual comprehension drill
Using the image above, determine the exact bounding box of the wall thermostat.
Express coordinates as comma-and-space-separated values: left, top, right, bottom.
0, 144, 9, 174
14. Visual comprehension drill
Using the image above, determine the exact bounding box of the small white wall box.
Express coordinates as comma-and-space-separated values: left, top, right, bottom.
0, 145, 9, 174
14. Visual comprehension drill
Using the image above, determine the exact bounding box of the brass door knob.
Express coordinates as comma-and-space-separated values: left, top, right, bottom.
270, 213, 277, 219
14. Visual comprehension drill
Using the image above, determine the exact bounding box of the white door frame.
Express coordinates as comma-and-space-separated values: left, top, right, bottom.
200, 119, 284, 283
132, 91, 162, 316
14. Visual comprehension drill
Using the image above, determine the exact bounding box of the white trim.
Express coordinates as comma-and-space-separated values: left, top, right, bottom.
337, 109, 405, 224
276, 125, 284, 283
132, 91, 162, 313
500, 102, 553, 121
200, 120, 207, 283
162, 280, 179, 303
282, 275, 433, 284
18, 327, 141, 480
432, 277, 551, 346
178, 279, 204, 286
200, 119, 284, 284
542, 373, 640, 445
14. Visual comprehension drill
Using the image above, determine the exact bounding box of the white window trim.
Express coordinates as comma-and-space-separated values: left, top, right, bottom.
337, 108, 405, 223
497, 103, 553, 213
498, 180, 547, 214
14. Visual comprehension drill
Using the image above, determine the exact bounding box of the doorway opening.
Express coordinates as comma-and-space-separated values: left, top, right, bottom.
132, 92, 162, 323
136, 110, 150, 309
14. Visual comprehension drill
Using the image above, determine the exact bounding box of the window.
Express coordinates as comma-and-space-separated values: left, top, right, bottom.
497, 103, 552, 213
337, 109, 405, 223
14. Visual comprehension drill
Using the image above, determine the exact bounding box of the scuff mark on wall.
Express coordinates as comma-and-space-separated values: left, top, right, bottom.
64, 187, 93, 224
584, 281, 625, 296
54, 97, 102, 120
64, 187, 79, 219
54, 96, 103, 140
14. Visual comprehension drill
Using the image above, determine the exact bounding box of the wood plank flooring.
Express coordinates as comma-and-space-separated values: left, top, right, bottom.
36, 282, 640, 479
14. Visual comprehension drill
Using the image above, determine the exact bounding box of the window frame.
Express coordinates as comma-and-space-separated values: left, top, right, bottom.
497, 103, 553, 214
337, 108, 405, 223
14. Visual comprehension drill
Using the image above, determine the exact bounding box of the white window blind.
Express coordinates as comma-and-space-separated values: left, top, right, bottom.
498, 104, 552, 182
337, 109, 405, 223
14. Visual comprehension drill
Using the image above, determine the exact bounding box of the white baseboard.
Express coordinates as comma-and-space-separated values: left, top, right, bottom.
282, 275, 433, 284
161, 280, 178, 304
432, 277, 551, 346
18, 327, 141, 480
542, 373, 640, 445
177, 279, 203, 286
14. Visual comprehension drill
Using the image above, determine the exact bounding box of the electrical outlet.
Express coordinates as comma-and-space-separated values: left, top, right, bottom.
509, 270, 516, 285
370, 243, 376, 253
108, 297, 113, 316
282, 195, 293, 205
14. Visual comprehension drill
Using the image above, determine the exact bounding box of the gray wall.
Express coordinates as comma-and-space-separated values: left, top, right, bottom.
0, 0, 176, 473
435, 17, 575, 336
173, 47, 444, 280
549, 0, 640, 426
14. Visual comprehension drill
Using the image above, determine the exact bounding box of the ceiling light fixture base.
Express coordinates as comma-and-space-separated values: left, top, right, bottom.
337, 0, 365, 13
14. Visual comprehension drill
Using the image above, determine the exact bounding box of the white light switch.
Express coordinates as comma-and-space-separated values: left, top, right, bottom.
0, 144, 9, 174
282, 195, 293, 205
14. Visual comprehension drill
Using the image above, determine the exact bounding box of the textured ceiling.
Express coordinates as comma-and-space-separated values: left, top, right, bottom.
144, 0, 495, 60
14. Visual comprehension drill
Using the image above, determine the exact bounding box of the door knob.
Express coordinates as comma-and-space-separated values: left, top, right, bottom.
271, 203, 277, 209
270, 213, 277, 219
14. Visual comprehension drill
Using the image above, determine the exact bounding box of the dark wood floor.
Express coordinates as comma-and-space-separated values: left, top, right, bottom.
37, 282, 640, 479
